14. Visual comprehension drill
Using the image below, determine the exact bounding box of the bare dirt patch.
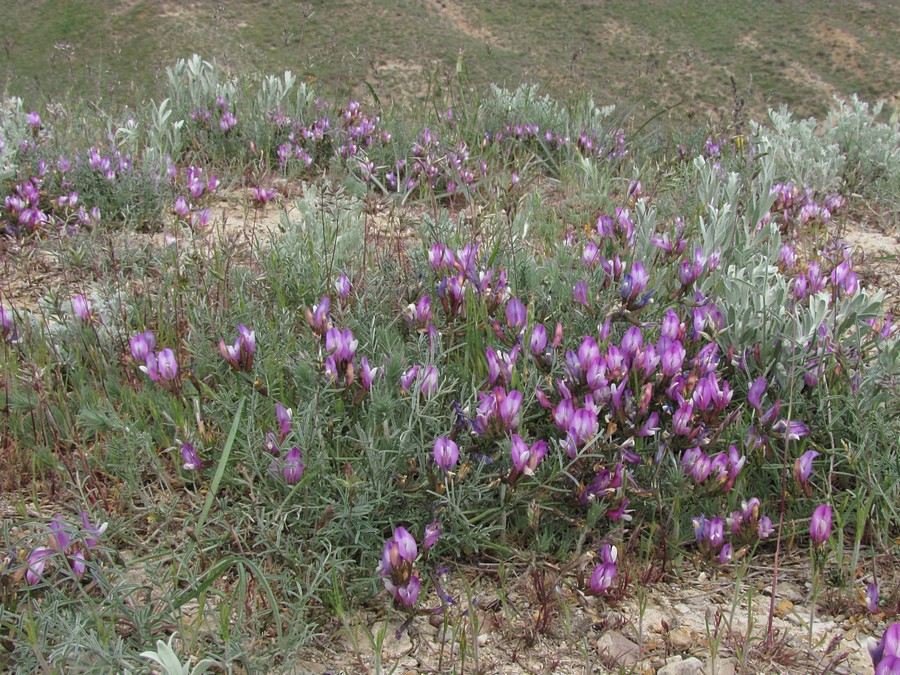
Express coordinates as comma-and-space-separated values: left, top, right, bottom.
290, 551, 897, 674
427, 0, 509, 51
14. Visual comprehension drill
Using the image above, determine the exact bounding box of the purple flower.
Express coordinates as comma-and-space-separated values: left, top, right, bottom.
529, 323, 548, 357
582, 241, 601, 267
505, 297, 527, 332
0, 305, 14, 341
157, 348, 178, 381
758, 515, 774, 539
707, 517, 725, 549
325, 327, 358, 362
360, 357, 378, 390
429, 243, 455, 272
510, 434, 546, 479
219, 111, 237, 132
276, 403, 292, 439
174, 196, 190, 218
620, 261, 649, 307
423, 521, 441, 551
600, 544, 618, 565
191, 208, 211, 230
400, 365, 420, 392
810, 504, 832, 546
219, 324, 255, 372
305, 296, 331, 335
636, 412, 660, 437
251, 186, 277, 204
747, 376, 766, 411
793, 449, 819, 493
395, 574, 421, 607
658, 337, 685, 377
72, 295, 92, 322
718, 543, 733, 564
573, 280, 589, 308
672, 401, 694, 436
129, 330, 155, 362
590, 561, 617, 595
660, 309, 683, 340
607, 498, 632, 522
141, 353, 160, 381
691, 451, 713, 483
569, 407, 599, 446
773, 419, 809, 441
867, 582, 879, 614
420, 365, 439, 397
552, 398, 575, 432
79, 512, 107, 548
181, 442, 202, 471
71, 550, 86, 580
875, 655, 900, 674
283, 447, 304, 484
627, 179, 642, 199
392, 527, 418, 565
403, 296, 433, 327
433, 437, 459, 473
334, 274, 351, 299
869, 623, 900, 671
498, 389, 522, 430
49, 517, 71, 553
27, 111, 41, 128
26, 548, 53, 586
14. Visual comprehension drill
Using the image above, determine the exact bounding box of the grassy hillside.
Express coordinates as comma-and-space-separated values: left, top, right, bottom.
3, 0, 900, 122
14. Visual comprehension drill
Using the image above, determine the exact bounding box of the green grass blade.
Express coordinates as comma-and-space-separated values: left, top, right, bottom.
196, 396, 245, 531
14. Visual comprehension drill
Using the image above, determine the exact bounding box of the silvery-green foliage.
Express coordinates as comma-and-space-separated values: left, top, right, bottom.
165, 54, 237, 118
691, 151, 893, 389
569, 96, 617, 134
826, 95, 900, 195
754, 106, 845, 194
114, 100, 183, 176
755, 96, 900, 198
145, 99, 183, 174
0, 96, 27, 182
632, 198, 659, 261
138, 634, 217, 675
273, 181, 366, 285
479, 84, 569, 133
254, 70, 315, 122
478, 84, 616, 137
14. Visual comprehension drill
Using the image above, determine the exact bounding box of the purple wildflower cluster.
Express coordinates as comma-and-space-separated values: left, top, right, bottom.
219, 323, 256, 372
190, 95, 238, 134
171, 165, 218, 230
272, 99, 389, 175
2, 162, 102, 236
261, 402, 304, 485
693, 496, 775, 564
745, 376, 810, 456
377, 523, 440, 608
130, 330, 179, 384
25, 513, 106, 586
481, 120, 627, 164
428, 242, 510, 321
779, 239, 859, 305
305, 295, 378, 391
769, 182, 846, 232
385, 127, 481, 196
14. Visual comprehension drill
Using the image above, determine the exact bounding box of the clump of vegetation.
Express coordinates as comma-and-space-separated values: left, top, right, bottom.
0, 56, 897, 672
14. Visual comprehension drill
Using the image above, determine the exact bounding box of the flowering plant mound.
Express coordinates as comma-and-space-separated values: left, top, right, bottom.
0, 63, 896, 673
